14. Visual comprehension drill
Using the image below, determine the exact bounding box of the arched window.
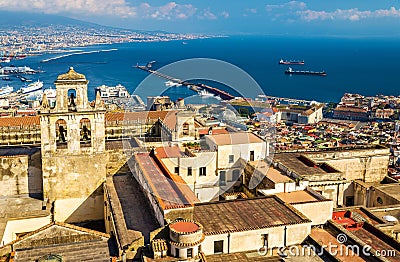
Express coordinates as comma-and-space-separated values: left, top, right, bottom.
80, 118, 91, 147
55, 119, 67, 149
68, 89, 77, 112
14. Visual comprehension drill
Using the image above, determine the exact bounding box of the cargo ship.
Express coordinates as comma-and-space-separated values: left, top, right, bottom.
279, 59, 305, 65
285, 67, 327, 76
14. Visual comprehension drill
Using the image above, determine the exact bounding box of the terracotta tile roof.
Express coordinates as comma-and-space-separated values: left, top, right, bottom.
155, 146, 185, 159
198, 127, 229, 135
105, 111, 177, 131
310, 228, 366, 262
334, 106, 367, 113
0, 116, 40, 127
351, 225, 400, 260
105, 111, 175, 123
0, 111, 178, 130
193, 196, 311, 235
206, 132, 264, 146
135, 153, 199, 210
151, 239, 168, 252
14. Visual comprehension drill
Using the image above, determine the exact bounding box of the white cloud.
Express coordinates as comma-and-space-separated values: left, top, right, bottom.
221, 11, 229, 19
266, 1, 306, 12
198, 8, 217, 20
298, 7, 400, 21
139, 2, 197, 20
247, 8, 257, 14
265, 2, 400, 22
0, 0, 137, 17
0, 0, 198, 20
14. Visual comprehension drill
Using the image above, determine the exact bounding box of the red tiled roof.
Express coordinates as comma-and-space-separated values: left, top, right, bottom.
194, 196, 310, 235
0, 111, 177, 129
198, 127, 229, 136
105, 111, 175, 122
207, 132, 264, 146
334, 106, 367, 113
155, 146, 185, 158
105, 111, 177, 130
170, 221, 199, 233
0, 116, 40, 127
135, 153, 199, 210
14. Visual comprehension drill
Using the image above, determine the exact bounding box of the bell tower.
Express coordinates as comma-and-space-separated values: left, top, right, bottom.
40, 67, 106, 223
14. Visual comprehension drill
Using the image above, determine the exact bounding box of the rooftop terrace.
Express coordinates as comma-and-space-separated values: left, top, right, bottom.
274, 153, 341, 178
275, 190, 324, 204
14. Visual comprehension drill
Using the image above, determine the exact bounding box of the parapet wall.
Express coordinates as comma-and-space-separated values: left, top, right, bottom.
307, 147, 390, 183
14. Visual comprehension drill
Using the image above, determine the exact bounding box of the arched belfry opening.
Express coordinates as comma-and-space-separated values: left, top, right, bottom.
68, 89, 77, 112
80, 118, 91, 147
39, 67, 107, 223
55, 119, 67, 149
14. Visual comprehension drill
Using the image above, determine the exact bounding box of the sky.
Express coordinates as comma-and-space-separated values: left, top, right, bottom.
1, 1, 400, 35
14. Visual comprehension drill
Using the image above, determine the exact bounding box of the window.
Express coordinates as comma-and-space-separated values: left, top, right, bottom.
346, 196, 354, 206
230, 169, 240, 182
219, 171, 226, 186
199, 167, 206, 176
250, 150, 255, 161
377, 197, 383, 204
187, 248, 193, 258
182, 122, 190, 136
187, 167, 192, 176
262, 234, 268, 248
229, 155, 234, 163
174, 166, 179, 174
214, 240, 224, 254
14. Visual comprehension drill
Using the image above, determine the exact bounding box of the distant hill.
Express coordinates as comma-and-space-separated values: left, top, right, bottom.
0, 11, 180, 35
0, 11, 100, 28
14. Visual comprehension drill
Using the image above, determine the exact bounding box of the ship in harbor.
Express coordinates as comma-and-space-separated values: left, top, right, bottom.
285, 67, 327, 76
279, 59, 305, 65
165, 80, 182, 87
198, 89, 215, 97
0, 66, 40, 75
20, 80, 43, 94
0, 85, 13, 97
95, 84, 129, 98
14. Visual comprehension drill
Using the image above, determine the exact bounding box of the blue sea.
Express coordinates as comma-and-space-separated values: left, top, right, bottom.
3, 35, 400, 103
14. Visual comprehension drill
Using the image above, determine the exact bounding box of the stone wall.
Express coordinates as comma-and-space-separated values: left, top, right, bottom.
307, 147, 390, 183
200, 222, 311, 255
0, 156, 29, 196
308, 181, 352, 207
0, 151, 42, 197
42, 153, 106, 222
